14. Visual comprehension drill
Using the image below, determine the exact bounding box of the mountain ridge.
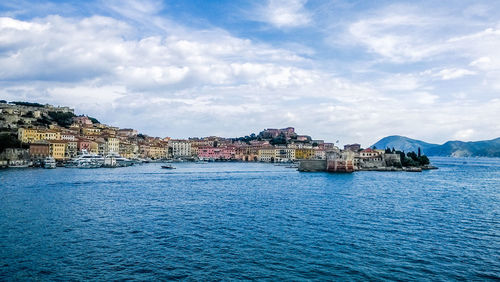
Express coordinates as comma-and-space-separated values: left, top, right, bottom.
372, 136, 500, 157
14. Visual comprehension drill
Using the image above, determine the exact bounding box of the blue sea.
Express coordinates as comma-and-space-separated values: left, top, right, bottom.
0, 157, 499, 280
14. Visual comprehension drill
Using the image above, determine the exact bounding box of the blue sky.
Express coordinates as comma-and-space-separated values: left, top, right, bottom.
1, 0, 500, 146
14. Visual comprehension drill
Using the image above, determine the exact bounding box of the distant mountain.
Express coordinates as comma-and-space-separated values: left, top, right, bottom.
371, 135, 500, 157
371, 135, 438, 154
426, 138, 500, 157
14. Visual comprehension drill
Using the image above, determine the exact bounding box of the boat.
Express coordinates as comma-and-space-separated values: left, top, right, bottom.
43, 157, 57, 169
104, 152, 134, 167
161, 165, 176, 169
8, 163, 30, 168
66, 150, 104, 168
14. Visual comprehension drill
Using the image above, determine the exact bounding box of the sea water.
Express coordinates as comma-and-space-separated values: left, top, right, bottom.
0, 157, 499, 280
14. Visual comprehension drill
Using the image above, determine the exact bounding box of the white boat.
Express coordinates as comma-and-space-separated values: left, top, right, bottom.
8, 163, 30, 168
66, 150, 104, 168
104, 152, 134, 167
43, 157, 57, 169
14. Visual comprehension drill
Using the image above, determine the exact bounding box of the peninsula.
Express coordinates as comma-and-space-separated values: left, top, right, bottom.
0, 101, 433, 172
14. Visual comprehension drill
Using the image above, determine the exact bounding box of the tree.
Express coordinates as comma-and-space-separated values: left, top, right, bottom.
418, 155, 430, 166
88, 116, 100, 124
48, 111, 76, 127
10, 101, 44, 107
0, 133, 23, 153
407, 151, 418, 161
312, 142, 318, 147
385, 148, 392, 154
418, 147, 421, 157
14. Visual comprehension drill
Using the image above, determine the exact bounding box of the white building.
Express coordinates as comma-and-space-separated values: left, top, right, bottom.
169, 140, 192, 158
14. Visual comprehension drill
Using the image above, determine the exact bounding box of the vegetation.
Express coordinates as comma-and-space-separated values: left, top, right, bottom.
33, 116, 52, 126
0, 100, 6, 103
0, 133, 24, 153
10, 101, 44, 107
88, 116, 100, 124
388, 147, 430, 167
269, 134, 287, 145
232, 133, 257, 144
48, 111, 76, 127
21, 111, 34, 118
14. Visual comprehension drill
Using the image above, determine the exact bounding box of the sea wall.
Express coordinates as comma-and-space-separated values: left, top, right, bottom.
298, 160, 327, 172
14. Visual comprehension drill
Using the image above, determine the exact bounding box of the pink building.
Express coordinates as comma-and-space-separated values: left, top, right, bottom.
198, 146, 236, 160
77, 139, 91, 151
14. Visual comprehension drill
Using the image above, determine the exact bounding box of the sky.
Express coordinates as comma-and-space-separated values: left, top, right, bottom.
1, 0, 500, 146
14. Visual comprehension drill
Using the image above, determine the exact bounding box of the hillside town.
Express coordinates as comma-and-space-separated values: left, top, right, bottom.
0, 101, 432, 171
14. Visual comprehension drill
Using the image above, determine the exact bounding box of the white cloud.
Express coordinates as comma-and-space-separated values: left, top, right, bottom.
1, 1, 500, 145
255, 0, 311, 28
346, 11, 447, 62
434, 68, 476, 80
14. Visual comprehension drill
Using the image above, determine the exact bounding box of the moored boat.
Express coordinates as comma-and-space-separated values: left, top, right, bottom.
43, 157, 57, 169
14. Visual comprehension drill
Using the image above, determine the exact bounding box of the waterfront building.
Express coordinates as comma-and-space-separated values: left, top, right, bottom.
29, 141, 50, 160
149, 145, 167, 159
66, 140, 78, 158
198, 146, 236, 160
89, 141, 99, 155
77, 139, 91, 152
119, 142, 138, 159
314, 149, 326, 160
95, 138, 106, 156
359, 148, 381, 158
326, 150, 355, 172
0, 148, 30, 165
105, 137, 120, 154
275, 148, 296, 162
258, 147, 276, 162
357, 148, 384, 168
295, 148, 315, 160
169, 140, 192, 158
49, 140, 67, 160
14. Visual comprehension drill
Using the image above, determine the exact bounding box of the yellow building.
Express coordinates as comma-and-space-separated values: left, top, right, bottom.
39, 130, 61, 141
295, 148, 315, 160
82, 127, 101, 136
149, 146, 167, 159
49, 140, 67, 160
18, 128, 40, 143
105, 137, 120, 154
275, 148, 296, 162
258, 147, 276, 162
89, 141, 99, 155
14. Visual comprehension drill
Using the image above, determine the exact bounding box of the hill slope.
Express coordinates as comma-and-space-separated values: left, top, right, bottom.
426, 138, 500, 157
371, 135, 438, 154
372, 136, 500, 157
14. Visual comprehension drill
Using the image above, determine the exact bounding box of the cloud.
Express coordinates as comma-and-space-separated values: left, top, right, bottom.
434, 68, 476, 80
254, 0, 311, 28
1, 1, 500, 145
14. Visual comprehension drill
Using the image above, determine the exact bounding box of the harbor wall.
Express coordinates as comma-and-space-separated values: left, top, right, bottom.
298, 160, 327, 172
